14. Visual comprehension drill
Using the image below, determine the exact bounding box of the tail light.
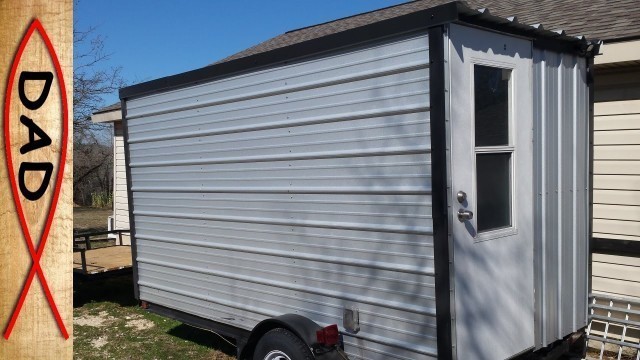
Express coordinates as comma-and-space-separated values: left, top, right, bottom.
316, 324, 339, 346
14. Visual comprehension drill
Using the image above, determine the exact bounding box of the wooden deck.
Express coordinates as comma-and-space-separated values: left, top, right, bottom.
73, 246, 132, 275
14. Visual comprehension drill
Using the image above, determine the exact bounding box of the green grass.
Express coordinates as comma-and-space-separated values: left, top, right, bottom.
74, 207, 236, 360
74, 206, 113, 233
73, 206, 116, 249
73, 274, 236, 360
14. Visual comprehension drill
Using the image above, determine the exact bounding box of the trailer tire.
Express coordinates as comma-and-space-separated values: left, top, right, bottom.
253, 328, 314, 360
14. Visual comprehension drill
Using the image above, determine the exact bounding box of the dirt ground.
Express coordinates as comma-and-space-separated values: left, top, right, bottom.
74, 275, 236, 360
586, 346, 639, 360
74, 207, 235, 360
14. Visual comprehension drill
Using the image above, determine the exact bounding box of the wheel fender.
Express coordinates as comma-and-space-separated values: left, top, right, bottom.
239, 314, 321, 359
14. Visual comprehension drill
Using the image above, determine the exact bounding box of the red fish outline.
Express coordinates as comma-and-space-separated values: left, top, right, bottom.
3, 18, 69, 340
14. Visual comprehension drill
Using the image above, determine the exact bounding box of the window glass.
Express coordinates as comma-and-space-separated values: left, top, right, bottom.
474, 65, 510, 147
476, 153, 511, 232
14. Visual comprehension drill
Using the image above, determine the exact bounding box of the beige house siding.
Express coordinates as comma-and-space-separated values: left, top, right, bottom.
592, 253, 640, 299
593, 100, 640, 242
113, 121, 130, 244
592, 99, 640, 299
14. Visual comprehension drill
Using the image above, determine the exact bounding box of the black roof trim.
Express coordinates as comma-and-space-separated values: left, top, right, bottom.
120, 1, 596, 101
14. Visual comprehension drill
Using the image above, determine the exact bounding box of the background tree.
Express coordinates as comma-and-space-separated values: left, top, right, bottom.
73, 22, 126, 207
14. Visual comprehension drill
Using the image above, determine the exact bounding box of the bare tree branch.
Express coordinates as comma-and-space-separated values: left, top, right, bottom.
73, 12, 126, 206
73, 21, 126, 141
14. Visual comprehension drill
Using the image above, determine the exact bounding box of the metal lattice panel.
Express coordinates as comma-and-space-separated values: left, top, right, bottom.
586, 293, 640, 360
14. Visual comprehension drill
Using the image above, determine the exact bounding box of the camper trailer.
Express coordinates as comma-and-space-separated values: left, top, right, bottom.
119, 2, 599, 359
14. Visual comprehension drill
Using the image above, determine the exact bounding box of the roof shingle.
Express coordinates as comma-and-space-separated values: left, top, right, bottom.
218, 0, 640, 64
100, 0, 640, 113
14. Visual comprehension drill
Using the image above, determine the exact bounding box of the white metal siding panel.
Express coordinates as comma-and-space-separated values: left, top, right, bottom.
125, 34, 436, 359
533, 48, 589, 347
113, 122, 130, 233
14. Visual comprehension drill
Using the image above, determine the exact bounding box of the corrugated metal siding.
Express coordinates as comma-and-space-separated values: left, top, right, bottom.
532, 48, 590, 347
113, 122, 130, 232
124, 33, 436, 359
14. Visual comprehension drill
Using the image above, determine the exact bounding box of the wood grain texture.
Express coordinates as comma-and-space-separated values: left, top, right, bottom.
73, 246, 132, 274
0, 1, 72, 359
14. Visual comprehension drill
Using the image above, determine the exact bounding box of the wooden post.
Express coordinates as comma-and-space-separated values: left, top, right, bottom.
0, 1, 73, 359
80, 250, 87, 275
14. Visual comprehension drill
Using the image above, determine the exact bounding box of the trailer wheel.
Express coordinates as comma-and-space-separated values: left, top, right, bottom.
253, 328, 314, 360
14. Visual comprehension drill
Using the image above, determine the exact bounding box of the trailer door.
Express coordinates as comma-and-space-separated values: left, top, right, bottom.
448, 24, 534, 359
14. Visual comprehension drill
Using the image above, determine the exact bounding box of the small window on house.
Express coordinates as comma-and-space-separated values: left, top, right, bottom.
474, 65, 513, 233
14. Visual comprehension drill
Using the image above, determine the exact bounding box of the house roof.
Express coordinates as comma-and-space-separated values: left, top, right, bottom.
93, 101, 121, 115
120, 1, 603, 101
218, 0, 639, 65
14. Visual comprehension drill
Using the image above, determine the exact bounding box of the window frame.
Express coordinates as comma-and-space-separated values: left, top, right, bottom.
470, 60, 518, 241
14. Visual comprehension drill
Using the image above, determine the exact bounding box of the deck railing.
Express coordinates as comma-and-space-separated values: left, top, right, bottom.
73, 229, 130, 274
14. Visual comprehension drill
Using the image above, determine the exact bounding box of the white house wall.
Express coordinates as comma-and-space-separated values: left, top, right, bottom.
113, 121, 131, 242
124, 33, 436, 360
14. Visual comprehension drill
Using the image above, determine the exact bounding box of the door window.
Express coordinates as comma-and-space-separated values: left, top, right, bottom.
474, 65, 513, 233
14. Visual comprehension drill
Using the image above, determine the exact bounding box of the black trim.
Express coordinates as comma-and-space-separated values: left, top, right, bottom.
240, 314, 347, 360
119, 2, 462, 100
587, 57, 595, 296
146, 302, 249, 357
592, 237, 640, 257
119, 1, 595, 102
120, 100, 140, 300
429, 25, 453, 360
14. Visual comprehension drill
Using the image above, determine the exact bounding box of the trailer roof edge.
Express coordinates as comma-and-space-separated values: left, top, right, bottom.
119, 1, 597, 101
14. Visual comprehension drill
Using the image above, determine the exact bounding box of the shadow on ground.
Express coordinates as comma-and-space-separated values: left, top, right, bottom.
167, 324, 237, 355
74, 274, 236, 359
74, 274, 138, 308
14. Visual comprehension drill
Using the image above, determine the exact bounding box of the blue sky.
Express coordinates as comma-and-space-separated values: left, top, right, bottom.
75, 0, 407, 106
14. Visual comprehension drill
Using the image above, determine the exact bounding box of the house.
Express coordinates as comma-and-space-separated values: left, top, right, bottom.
92, 0, 640, 347
91, 102, 130, 244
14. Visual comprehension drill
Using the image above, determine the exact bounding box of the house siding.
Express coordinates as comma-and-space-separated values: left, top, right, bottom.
113, 121, 131, 243
592, 99, 640, 299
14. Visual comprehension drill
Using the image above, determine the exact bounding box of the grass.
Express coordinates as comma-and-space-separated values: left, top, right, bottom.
74, 206, 113, 233
74, 276, 236, 360
74, 206, 116, 249
74, 207, 236, 360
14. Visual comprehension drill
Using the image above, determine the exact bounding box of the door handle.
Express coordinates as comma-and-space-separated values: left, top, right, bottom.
456, 191, 467, 203
457, 209, 473, 222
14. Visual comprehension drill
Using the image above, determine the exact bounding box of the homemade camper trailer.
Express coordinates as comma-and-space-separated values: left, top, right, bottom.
119, 2, 599, 359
